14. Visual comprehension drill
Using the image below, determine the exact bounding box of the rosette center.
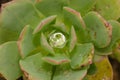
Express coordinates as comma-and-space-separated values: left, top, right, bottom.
49, 32, 66, 48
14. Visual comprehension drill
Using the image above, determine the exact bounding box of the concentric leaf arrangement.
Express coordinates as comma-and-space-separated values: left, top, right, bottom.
1, 0, 120, 80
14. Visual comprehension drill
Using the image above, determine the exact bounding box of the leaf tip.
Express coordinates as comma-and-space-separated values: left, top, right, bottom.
33, 15, 57, 34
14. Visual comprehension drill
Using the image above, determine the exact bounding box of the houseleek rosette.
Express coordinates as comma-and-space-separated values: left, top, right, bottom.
17, 7, 94, 80
1, 0, 120, 80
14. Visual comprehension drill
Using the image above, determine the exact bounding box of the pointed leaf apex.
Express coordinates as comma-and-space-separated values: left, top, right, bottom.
63, 7, 86, 29
17, 25, 30, 57
18, 25, 30, 42
63, 7, 80, 16
69, 26, 77, 52
33, 15, 57, 34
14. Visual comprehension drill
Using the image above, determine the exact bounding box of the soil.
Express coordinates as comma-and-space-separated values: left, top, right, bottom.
0, 0, 120, 80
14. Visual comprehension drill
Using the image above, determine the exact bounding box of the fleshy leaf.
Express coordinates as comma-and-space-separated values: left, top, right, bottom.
36, 0, 68, 16
68, 0, 97, 15
0, 41, 22, 80
86, 57, 113, 80
83, 11, 112, 48
63, 7, 87, 43
0, 0, 44, 44
42, 54, 70, 65
95, 49, 112, 56
17, 25, 35, 58
70, 43, 94, 69
63, 7, 86, 29
53, 64, 87, 80
95, 0, 120, 20
40, 33, 55, 55
95, 20, 120, 55
20, 53, 52, 80
36, 0, 96, 16
33, 15, 57, 34
69, 26, 77, 52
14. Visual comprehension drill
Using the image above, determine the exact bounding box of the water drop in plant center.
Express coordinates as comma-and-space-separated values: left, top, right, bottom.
49, 32, 66, 48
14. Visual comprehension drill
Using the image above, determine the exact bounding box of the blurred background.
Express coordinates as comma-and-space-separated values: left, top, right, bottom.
0, 0, 11, 7
0, 0, 120, 80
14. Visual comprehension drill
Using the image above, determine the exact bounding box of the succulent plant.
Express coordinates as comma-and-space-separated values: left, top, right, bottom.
0, 0, 120, 80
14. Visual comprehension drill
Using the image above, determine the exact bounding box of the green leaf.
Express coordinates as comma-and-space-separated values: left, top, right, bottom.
95, 49, 112, 56
70, 43, 94, 69
86, 57, 113, 80
95, 0, 120, 20
33, 15, 57, 34
68, 0, 97, 15
0, 0, 44, 44
42, 54, 70, 65
36, 0, 96, 16
63, 7, 87, 43
40, 33, 55, 55
20, 53, 52, 80
53, 64, 87, 80
109, 20, 120, 42
69, 26, 77, 52
0, 41, 22, 80
95, 20, 120, 55
63, 7, 86, 29
83, 12, 112, 48
36, 0, 68, 16
17, 25, 35, 58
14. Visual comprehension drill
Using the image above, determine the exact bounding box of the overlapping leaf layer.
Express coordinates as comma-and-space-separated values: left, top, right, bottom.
1, 0, 120, 80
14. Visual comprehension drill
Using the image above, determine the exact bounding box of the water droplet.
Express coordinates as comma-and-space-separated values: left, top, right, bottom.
49, 32, 66, 48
